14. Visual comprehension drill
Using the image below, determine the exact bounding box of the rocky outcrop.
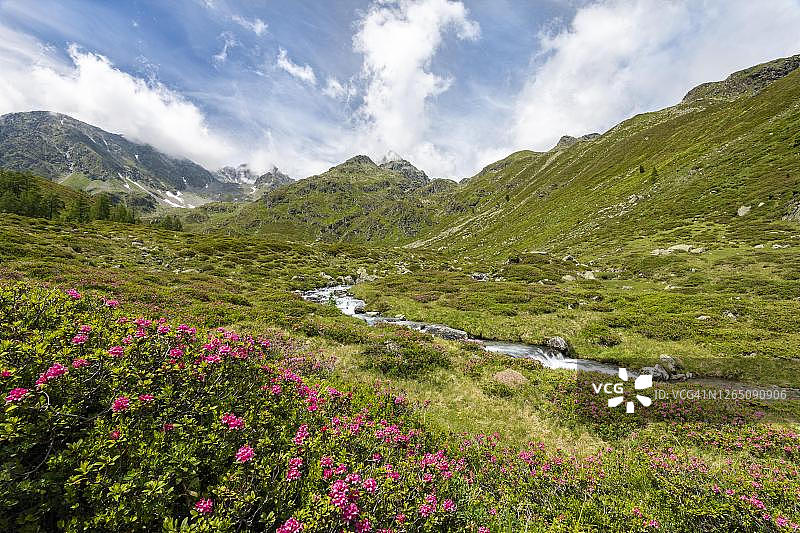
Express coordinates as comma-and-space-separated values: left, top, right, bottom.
544, 336, 574, 356
552, 133, 601, 151
683, 54, 800, 103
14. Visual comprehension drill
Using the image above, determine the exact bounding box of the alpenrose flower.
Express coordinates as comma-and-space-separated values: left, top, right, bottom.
111, 396, 130, 412
194, 498, 213, 515
5, 387, 29, 403
108, 346, 124, 357
72, 358, 90, 368
36, 363, 68, 386
221, 413, 244, 430
65, 288, 81, 299
235, 445, 255, 463
71, 334, 89, 345
276, 517, 304, 533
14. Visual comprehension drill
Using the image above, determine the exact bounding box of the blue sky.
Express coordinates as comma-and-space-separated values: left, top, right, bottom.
1, 0, 799, 179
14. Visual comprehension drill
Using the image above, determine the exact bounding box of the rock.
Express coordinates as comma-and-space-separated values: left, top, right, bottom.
562, 255, 576, 263
641, 364, 670, 381
668, 244, 692, 252
421, 324, 469, 340
356, 267, 377, 283
492, 369, 528, 388
696, 315, 711, 320
737, 205, 751, 217
544, 336, 574, 356
353, 305, 366, 314
343, 275, 355, 284
621, 285, 633, 290
754, 244, 764, 249
658, 354, 682, 374
651, 248, 671, 256
562, 274, 576, 282
689, 247, 706, 254
670, 373, 687, 381
471, 272, 490, 281
578, 271, 596, 280
723, 310, 737, 319
395, 314, 405, 320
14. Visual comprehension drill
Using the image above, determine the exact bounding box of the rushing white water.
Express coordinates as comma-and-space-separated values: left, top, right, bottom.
301, 285, 620, 375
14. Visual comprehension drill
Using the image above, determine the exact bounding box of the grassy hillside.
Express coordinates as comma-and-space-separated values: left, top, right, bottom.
343, 56, 800, 386
187, 156, 457, 243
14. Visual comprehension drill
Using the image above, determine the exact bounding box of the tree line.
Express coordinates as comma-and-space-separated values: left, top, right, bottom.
0, 170, 181, 230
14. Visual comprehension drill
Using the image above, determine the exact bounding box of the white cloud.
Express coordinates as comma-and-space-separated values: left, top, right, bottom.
513, 0, 800, 151
0, 27, 234, 170
352, 0, 479, 176
322, 77, 355, 100
231, 15, 267, 36
212, 31, 238, 66
276, 48, 316, 85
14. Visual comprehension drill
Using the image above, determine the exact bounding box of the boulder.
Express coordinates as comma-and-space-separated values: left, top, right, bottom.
737, 205, 752, 217
544, 336, 574, 356
422, 324, 469, 340
492, 369, 528, 388
641, 364, 670, 381
658, 354, 683, 374
562, 274, 576, 282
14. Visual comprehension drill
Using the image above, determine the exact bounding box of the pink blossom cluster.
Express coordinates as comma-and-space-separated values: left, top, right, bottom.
194, 498, 213, 515
221, 413, 244, 430
111, 396, 130, 412
235, 445, 255, 463
276, 517, 304, 533
5, 387, 28, 403
287, 457, 303, 481
36, 363, 68, 386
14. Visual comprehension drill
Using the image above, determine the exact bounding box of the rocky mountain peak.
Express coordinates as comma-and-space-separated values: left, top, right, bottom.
216, 164, 259, 185
254, 166, 292, 187
552, 133, 601, 151
682, 54, 800, 103
378, 158, 429, 187
343, 155, 377, 167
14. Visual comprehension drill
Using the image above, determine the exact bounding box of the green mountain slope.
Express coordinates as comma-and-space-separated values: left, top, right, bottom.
189, 155, 458, 242
412, 54, 800, 260
0, 111, 243, 210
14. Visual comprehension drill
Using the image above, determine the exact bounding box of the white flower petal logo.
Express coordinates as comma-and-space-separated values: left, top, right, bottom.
607, 368, 653, 413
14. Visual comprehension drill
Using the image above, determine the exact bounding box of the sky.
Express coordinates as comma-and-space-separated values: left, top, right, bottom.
1, 0, 799, 180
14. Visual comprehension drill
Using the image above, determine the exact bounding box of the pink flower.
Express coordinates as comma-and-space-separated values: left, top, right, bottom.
157, 324, 170, 335
320, 456, 334, 468
479, 528, 490, 533
112, 396, 130, 412
109, 430, 121, 440
108, 346, 124, 358
36, 363, 68, 386
442, 499, 455, 512
66, 289, 81, 299
277, 517, 304, 533
355, 519, 372, 532
163, 423, 174, 432
71, 334, 89, 345
138, 394, 154, 403
293, 424, 310, 446
395, 514, 406, 524
362, 478, 377, 494
1, 370, 12, 378
204, 354, 222, 364
169, 347, 184, 358
419, 504, 433, 518
287, 457, 303, 480
271, 384, 282, 395
221, 413, 244, 430
342, 502, 359, 522
194, 499, 213, 515
5, 387, 29, 403
78, 324, 92, 333
122, 336, 133, 345
235, 445, 255, 463
72, 358, 90, 368
104, 298, 119, 308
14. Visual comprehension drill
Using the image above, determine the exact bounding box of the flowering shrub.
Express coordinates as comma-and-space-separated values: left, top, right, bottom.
1, 283, 799, 532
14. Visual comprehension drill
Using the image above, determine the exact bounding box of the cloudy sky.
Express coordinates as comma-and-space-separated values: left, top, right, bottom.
1, 0, 799, 179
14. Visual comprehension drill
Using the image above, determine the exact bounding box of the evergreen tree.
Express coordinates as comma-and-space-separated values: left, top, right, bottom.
90, 193, 111, 220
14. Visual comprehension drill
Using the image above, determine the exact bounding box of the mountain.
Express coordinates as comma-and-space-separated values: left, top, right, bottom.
216, 164, 259, 185
406, 53, 800, 258
0, 111, 240, 210
188, 154, 452, 241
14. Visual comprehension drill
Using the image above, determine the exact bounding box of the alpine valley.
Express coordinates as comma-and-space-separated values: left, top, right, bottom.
2, 54, 800, 533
